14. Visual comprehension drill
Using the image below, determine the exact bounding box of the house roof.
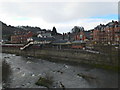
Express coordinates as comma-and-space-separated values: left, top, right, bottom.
72, 40, 85, 44
53, 35, 63, 40
31, 37, 55, 41
52, 40, 71, 45
94, 24, 105, 30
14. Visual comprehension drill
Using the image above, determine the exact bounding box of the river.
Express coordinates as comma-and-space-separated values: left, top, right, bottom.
2, 53, 118, 88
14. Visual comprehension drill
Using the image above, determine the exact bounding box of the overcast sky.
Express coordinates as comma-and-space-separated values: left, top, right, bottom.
0, 0, 119, 33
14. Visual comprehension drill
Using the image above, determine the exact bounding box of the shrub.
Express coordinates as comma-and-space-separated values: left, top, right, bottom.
35, 73, 54, 88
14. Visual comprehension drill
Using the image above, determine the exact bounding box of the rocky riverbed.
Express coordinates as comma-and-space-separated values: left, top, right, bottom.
2, 53, 118, 88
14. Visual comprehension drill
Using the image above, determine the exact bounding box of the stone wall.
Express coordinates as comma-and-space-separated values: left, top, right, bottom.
2, 46, 119, 71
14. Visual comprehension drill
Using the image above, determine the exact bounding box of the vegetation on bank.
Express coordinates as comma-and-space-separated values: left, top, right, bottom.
35, 73, 54, 88
90, 63, 119, 72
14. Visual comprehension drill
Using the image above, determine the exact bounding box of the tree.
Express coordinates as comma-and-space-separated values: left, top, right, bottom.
51, 27, 57, 35
63, 33, 65, 40
71, 26, 84, 33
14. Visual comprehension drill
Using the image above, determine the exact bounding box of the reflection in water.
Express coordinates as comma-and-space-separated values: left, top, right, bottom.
2, 53, 118, 88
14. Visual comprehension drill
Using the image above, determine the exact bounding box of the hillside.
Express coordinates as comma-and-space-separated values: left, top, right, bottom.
1, 21, 45, 40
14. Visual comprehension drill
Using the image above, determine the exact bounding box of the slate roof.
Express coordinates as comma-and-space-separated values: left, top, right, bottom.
52, 40, 71, 45
72, 40, 85, 44
31, 37, 55, 41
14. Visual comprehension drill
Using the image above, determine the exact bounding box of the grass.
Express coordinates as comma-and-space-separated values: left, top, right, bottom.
91, 64, 119, 72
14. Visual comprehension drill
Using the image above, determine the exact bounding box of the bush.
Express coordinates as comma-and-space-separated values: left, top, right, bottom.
35, 73, 54, 88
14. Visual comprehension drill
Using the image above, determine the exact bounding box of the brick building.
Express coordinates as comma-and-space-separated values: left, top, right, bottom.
74, 31, 90, 42
11, 31, 33, 43
91, 20, 120, 45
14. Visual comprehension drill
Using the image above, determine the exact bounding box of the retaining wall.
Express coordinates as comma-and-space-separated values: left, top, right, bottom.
2, 46, 119, 71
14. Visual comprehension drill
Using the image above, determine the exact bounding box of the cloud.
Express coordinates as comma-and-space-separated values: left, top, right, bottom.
0, 1, 118, 33
55, 18, 115, 33
0, 2, 118, 22
0, 0, 119, 2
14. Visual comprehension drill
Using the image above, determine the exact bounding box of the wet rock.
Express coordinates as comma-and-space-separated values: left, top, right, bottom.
77, 73, 96, 80
21, 73, 25, 77
12, 78, 15, 81
57, 70, 63, 74
38, 74, 42, 76
26, 61, 31, 64
59, 81, 65, 89
32, 74, 35, 77
40, 60, 44, 63
22, 84, 25, 86
73, 70, 75, 72
31, 73, 35, 77
16, 86, 20, 88
26, 82, 31, 86
52, 70, 56, 73
4, 57, 10, 58
28, 82, 31, 84
16, 67, 20, 70
27, 57, 33, 60
12, 54, 16, 56
63, 64, 69, 68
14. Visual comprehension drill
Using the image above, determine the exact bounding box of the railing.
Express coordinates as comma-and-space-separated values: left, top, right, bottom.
20, 41, 34, 50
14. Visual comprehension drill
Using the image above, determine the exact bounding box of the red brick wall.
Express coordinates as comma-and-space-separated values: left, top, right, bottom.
92, 25, 120, 44
74, 31, 86, 41
11, 32, 33, 43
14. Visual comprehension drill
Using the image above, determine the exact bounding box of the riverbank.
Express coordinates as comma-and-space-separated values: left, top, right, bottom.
2, 46, 119, 72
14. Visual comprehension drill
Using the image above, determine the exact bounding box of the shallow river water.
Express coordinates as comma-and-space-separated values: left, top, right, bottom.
2, 53, 118, 88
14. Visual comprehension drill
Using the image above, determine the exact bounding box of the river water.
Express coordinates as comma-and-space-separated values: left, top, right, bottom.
2, 53, 118, 88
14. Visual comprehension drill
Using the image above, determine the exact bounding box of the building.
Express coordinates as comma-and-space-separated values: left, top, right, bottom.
11, 31, 33, 44
52, 40, 71, 49
91, 20, 120, 45
91, 24, 105, 44
27, 37, 55, 44
74, 31, 91, 42
37, 30, 52, 38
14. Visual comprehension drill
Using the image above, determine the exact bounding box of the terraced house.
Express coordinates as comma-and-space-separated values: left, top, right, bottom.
11, 31, 33, 44
91, 20, 120, 45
